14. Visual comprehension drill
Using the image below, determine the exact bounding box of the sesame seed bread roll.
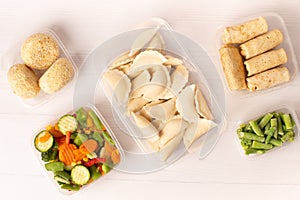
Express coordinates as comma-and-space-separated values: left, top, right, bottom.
7, 64, 40, 98
222, 16, 268, 44
246, 66, 290, 91
21, 33, 60, 70
219, 45, 247, 90
39, 58, 74, 94
245, 48, 287, 76
240, 29, 283, 59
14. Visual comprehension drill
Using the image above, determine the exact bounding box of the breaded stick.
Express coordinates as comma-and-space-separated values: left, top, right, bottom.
246, 66, 290, 91
219, 45, 247, 90
240, 29, 283, 59
222, 16, 268, 44
245, 48, 287, 76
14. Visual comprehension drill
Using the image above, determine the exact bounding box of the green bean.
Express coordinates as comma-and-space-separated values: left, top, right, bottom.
265, 127, 275, 144
270, 118, 277, 127
239, 132, 265, 142
251, 141, 273, 150
281, 130, 294, 142
282, 114, 293, 130
259, 113, 273, 129
88, 110, 104, 130
61, 184, 81, 191
277, 116, 284, 135
249, 120, 264, 136
269, 139, 283, 147
264, 123, 271, 135
245, 148, 265, 155
244, 124, 253, 132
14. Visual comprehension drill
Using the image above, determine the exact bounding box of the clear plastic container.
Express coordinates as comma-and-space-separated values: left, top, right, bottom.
235, 104, 300, 158
31, 105, 124, 195
1, 29, 78, 107
71, 18, 227, 173
215, 12, 299, 97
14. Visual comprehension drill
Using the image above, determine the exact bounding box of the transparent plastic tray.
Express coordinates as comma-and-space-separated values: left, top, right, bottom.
235, 104, 300, 158
1, 29, 78, 107
215, 12, 298, 97
70, 18, 226, 173
31, 105, 124, 195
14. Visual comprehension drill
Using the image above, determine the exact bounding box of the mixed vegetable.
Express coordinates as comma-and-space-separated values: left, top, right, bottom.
34, 107, 121, 191
237, 111, 296, 155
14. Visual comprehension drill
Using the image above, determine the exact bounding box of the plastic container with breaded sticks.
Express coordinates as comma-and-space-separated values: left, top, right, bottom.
215, 12, 298, 97
1, 28, 78, 107
73, 18, 227, 174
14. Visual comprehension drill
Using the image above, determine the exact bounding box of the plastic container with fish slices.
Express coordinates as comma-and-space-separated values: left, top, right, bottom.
31, 104, 124, 195
73, 18, 227, 173
215, 12, 298, 97
1, 28, 78, 107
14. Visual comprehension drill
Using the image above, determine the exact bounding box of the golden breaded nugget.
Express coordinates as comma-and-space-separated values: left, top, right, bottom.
219, 45, 247, 90
245, 48, 287, 76
247, 66, 290, 91
241, 29, 283, 59
222, 16, 268, 44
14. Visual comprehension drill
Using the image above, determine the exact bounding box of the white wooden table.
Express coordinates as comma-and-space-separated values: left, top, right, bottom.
1, 0, 300, 199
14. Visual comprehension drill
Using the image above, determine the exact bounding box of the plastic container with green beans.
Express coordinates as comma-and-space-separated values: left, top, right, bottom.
235, 105, 299, 156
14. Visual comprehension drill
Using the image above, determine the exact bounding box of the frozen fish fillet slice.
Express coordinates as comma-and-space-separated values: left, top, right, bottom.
131, 112, 159, 138
160, 130, 184, 161
195, 86, 213, 120
159, 116, 188, 148
145, 97, 177, 121
127, 96, 149, 113
183, 118, 217, 149
130, 50, 167, 71
102, 70, 131, 104
176, 84, 199, 123
131, 70, 151, 92
164, 64, 189, 99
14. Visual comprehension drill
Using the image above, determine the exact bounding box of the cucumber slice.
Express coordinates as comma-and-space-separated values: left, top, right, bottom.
71, 165, 90, 185
58, 115, 78, 135
34, 131, 54, 152
55, 175, 70, 184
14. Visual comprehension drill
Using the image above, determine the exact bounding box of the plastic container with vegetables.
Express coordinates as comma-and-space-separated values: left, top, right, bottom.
33, 106, 123, 194
236, 107, 299, 156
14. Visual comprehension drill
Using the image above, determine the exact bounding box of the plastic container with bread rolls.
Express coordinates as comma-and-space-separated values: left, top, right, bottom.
1, 28, 78, 107
215, 12, 298, 97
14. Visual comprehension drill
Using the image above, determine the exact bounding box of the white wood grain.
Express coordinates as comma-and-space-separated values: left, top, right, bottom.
1, 0, 300, 199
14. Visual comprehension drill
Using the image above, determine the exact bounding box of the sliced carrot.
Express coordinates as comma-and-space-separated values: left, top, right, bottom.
39, 131, 52, 143
80, 139, 98, 153
49, 124, 64, 138
104, 141, 114, 155
111, 149, 120, 164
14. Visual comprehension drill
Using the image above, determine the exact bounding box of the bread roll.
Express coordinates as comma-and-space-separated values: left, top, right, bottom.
21, 33, 60, 70
245, 48, 287, 76
246, 66, 290, 91
219, 45, 247, 90
7, 64, 40, 98
39, 58, 74, 94
222, 16, 268, 44
240, 29, 283, 59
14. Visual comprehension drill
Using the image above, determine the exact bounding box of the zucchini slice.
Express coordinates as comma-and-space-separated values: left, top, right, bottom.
71, 165, 90, 185
58, 115, 78, 135
34, 130, 54, 152
55, 175, 70, 184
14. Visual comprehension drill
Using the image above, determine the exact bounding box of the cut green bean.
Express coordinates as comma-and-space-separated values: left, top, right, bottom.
251, 141, 273, 150
244, 124, 253, 132
270, 118, 277, 127
264, 123, 271, 135
245, 148, 265, 155
269, 139, 282, 147
277, 115, 284, 135
265, 127, 275, 144
281, 130, 294, 142
259, 113, 273, 129
249, 120, 264, 136
282, 114, 293, 130
239, 132, 265, 143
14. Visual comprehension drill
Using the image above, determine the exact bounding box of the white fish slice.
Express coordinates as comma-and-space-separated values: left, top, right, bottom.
145, 97, 176, 121
183, 118, 217, 149
160, 130, 184, 161
102, 70, 131, 104
195, 85, 213, 120
176, 84, 199, 123
131, 112, 159, 139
